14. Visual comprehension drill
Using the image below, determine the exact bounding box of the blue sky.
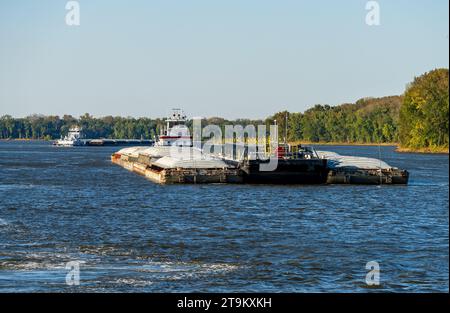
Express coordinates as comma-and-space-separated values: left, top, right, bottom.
0, 0, 448, 119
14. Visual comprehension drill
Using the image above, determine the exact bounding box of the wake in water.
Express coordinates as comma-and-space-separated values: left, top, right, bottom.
0, 248, 241, 291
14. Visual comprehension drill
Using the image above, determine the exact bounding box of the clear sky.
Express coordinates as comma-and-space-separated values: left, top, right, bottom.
0, 0, 448, 119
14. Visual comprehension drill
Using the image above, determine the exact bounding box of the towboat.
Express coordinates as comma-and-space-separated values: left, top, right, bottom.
155, 109, 192, 147
54, 126, 84, 147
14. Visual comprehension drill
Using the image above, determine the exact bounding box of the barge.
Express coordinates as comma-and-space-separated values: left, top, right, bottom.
317, 151, 409, 185
111, 146, 408, 185
240, 145, 329, 184
111, 109, 409, 185
111, 110, 242, 184
112, 148, 242, 184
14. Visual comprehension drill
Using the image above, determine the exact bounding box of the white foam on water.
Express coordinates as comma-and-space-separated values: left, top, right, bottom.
408, 181, 449, 187
0, 251, 85, 271
136, 261, 240, 281
0, 184, 36, 191
0, 218, 8, 226
114, 278, 153, 287
0, 260, 67, 271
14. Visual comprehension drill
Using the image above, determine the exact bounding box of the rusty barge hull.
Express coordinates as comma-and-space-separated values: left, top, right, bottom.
112, 153, 409, 185
240, 158, 329, 184
326, 168, 409, 185
111, 148, 409, 185
111, 153, 242, 184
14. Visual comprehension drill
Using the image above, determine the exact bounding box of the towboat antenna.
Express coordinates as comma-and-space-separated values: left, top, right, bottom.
273, 119, 277, 155
284, 111, 288, 148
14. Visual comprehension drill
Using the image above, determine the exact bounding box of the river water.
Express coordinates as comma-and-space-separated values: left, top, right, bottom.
0, 141, 448, 292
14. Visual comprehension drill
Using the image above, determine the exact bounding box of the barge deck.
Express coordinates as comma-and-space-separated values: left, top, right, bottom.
110, 109, 408, 185
111, 148, 242, 184
111, 146, 409, 185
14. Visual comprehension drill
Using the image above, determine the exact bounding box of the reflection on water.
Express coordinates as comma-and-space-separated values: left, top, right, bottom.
0, 141, 448, 292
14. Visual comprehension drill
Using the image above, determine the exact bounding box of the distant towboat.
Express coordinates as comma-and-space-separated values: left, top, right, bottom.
54, 126, 84, 147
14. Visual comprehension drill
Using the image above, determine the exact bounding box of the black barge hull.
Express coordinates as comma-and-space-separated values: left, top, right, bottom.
241, 159, 329, 184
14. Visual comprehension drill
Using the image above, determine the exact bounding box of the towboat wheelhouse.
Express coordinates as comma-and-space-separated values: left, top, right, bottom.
156, 109, 192, 147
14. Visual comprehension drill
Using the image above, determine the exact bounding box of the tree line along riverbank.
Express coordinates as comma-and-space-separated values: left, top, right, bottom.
1, 69, 448, 154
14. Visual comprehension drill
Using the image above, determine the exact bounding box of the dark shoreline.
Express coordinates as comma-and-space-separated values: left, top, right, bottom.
1, 139, 448, 154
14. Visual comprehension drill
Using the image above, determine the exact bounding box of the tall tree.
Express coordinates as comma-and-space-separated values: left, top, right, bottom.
399, 69, 449, 149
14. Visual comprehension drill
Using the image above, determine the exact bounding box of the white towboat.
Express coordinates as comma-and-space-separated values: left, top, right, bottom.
155, 109, 192, 147
54, 126, 84, 146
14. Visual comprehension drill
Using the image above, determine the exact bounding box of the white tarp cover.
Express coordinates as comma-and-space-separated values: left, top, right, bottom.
117, 147, 148, 158
316, 151, 393, 169
119, 146, 204, 159
118, 146, 227, 169
138, 146, 173, 158
153, 155, 228, 169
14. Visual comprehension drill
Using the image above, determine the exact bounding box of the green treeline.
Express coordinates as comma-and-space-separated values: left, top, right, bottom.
269, 68, 448, 151
1, 69, 448, 152
268, 96, 402, 144
0, 100, 401, 143
268, 68, 448, 151
0, 114, 164, 141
